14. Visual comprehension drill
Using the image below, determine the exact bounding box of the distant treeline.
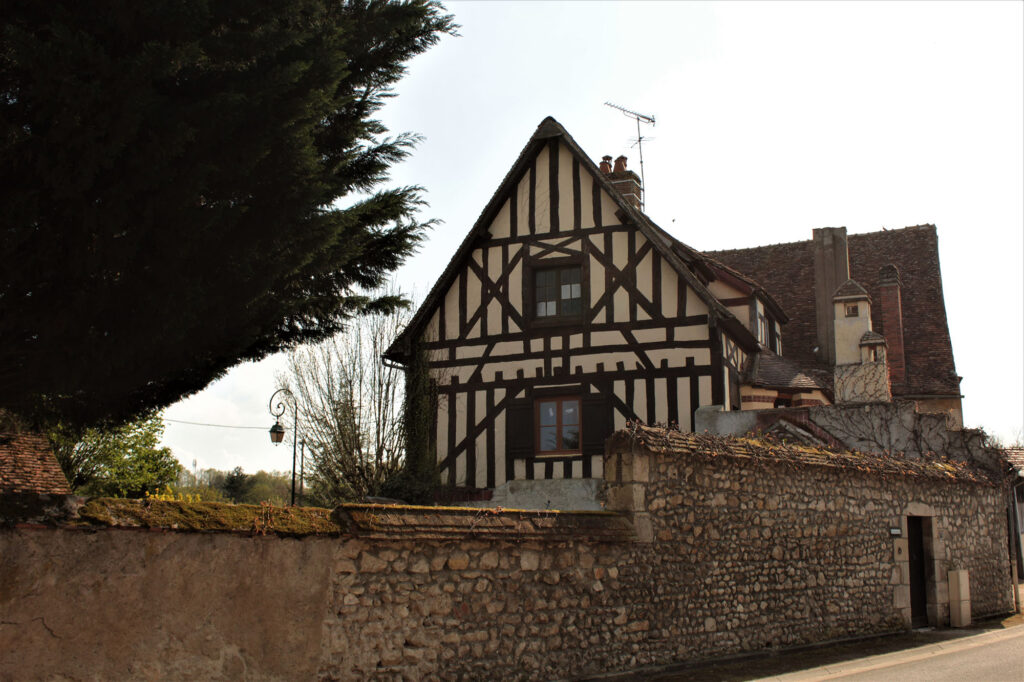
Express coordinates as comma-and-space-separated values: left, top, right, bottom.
175, 467, 299, 506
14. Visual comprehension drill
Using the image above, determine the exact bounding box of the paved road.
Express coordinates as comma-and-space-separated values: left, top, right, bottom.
768, 626, 1024, 682
600, 615, 1024, 682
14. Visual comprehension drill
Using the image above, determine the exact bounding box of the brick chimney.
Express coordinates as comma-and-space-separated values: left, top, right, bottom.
812, 227, 850, 365
602, 154, 642, 210
876, 264, 906, 386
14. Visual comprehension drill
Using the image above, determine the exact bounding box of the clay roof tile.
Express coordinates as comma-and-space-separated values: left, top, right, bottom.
0, 432, 71, 494
833, 278, 870, 301
708, 225, 960, 397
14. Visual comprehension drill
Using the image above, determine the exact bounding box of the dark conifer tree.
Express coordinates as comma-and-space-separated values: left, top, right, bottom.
0, 0, 455, 428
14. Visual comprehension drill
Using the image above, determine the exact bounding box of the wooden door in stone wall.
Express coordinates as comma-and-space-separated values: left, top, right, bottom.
907, 516, 928, 628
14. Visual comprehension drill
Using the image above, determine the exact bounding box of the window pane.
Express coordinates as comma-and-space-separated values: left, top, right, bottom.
536, 270, 555, 286
562, 400, 579, 425
539, 401, 557, 426
562, 299, 581, 315
562, 267, 580, 284
562, 425, 580, 450
539, 426, 558, 451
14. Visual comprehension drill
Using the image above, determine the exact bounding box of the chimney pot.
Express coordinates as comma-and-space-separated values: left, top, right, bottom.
599, 155, 613, 174
613, 155, 628, 173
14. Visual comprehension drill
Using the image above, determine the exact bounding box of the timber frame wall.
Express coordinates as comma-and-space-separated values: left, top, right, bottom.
396, 123, 755, 489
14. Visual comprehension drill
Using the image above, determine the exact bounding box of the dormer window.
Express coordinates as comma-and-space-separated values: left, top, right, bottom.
845, 303, 859, 318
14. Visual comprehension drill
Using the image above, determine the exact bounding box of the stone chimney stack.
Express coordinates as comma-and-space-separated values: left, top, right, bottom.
602, 154, 642, 210
812, 227, 850, 365
877, 264, 906, 387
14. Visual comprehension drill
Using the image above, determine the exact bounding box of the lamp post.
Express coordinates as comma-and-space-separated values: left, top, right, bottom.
268, 388, 298, 506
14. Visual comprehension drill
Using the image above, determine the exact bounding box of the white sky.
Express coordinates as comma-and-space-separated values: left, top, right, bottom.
162, 1, 1024, 474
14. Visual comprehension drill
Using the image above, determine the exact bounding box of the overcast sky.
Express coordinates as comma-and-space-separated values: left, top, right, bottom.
162, 1, 1024, 476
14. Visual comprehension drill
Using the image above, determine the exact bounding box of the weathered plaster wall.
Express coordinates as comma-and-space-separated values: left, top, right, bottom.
697, 401, 997, 474
0, 528, 336, 681
1, 442, 1015, 681
808, 401, 999, 472
834, 361, 892, 404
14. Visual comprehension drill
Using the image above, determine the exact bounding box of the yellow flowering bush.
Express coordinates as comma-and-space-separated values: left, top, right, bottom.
144, 485, 200, 503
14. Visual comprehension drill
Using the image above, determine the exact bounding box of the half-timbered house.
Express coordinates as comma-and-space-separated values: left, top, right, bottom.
385, 117, 962, 499
384, 117, 784, 493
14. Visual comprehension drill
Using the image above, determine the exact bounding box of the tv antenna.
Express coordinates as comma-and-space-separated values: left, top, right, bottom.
604, 102, 656, 210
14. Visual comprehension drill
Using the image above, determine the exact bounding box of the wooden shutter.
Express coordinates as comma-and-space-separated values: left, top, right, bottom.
506, 399, 533, 459
581, 393, 613, 456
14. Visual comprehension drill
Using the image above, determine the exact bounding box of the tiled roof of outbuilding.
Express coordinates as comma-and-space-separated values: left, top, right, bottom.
708, 225, 961, 397
0, 432, 71, 494
1006, 447, 1024, 476
860, 330, 886, 345
743, 350, 829, 391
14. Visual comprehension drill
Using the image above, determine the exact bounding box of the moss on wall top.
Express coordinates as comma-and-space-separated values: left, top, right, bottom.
77, 498, 343, 536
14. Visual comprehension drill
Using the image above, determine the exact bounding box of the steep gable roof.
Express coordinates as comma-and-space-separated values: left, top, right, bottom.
0, 432, 71, 494
386, 117, 757, 361
833, 279, 870, 301
709, 225, 961, 397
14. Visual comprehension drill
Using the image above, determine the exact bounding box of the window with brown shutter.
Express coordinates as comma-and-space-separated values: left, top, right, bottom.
506, 391, 612, 461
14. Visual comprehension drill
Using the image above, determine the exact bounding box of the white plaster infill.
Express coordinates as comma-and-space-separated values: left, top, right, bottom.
462, 478, 604, 511
761, 625, 1024, 681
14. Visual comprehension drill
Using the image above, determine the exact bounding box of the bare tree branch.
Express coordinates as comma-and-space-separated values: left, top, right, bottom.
279, 285, 411, 504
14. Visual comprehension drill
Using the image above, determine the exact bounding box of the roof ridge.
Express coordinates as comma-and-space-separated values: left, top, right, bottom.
708, 224, 938, 255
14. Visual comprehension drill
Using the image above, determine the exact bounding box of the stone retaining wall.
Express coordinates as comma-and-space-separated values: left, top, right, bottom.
0, 432, 1016, 681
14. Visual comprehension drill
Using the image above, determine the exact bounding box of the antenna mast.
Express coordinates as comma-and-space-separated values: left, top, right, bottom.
604, 102, 656, 210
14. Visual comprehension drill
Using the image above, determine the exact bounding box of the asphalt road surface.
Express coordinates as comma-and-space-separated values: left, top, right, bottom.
601, 615, 1024, 682
792, 626, 1024, 682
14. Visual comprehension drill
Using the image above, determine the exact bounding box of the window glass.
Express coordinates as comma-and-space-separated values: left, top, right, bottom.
562, 426, 580, 450
536, 396, 582, 454
534, 266, 582, 319
539, 426, 558, 451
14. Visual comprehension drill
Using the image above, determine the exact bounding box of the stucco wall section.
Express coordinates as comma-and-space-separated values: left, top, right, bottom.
834, 361, 892, 404
0, 528, 336, 681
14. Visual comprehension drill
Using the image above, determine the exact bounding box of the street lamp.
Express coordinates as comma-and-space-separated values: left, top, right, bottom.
268, 388, 298, 506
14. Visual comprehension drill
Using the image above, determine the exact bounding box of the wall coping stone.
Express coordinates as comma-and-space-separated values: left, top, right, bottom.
333, 502, 636, 542
608, 424, 1000, 486
0, 495, 346, 537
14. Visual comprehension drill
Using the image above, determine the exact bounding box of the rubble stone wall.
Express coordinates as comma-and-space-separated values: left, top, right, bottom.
1, 448, 1015, 681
